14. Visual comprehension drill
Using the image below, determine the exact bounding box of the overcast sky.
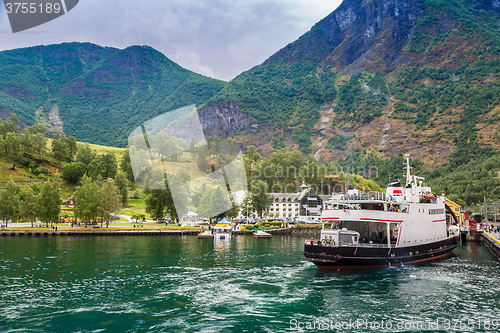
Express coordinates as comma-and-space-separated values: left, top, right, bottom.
0, 0, 342, 81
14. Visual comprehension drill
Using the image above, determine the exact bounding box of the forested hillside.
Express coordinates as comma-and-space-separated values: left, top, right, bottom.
0, 42, 226, 146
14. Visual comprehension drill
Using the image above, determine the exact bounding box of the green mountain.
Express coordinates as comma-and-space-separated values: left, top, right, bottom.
201, 0, 500, 168
0, 42, 226, 146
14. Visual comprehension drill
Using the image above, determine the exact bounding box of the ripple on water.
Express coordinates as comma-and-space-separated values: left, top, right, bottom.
0, 237, 499, 332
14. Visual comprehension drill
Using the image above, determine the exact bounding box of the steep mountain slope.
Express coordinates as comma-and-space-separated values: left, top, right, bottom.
0, 43, 226, 146
201, 0, 500, 166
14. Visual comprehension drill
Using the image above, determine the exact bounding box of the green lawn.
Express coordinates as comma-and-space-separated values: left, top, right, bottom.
120, 198, 148, 217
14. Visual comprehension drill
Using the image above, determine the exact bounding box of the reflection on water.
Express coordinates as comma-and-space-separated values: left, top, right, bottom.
0, 236, 499, 332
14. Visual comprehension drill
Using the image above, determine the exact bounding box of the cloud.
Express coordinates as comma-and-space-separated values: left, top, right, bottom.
0, 0, 342, 80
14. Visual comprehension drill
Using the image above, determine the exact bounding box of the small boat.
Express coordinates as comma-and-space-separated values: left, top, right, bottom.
254, 227, 272, 238
304, 155, 461, 270
197, 229, 213, 239
214, 218, 232, 240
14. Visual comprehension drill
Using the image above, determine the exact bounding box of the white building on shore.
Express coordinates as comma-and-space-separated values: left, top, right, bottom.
235, 183, 324, 221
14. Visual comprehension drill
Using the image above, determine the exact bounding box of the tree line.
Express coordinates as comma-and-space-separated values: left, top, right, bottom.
0, 114, 132, 226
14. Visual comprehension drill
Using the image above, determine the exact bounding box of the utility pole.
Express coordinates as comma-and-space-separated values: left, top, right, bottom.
495, 203, 497, 224
484, 197, 487, 224
493, 202, 498, 224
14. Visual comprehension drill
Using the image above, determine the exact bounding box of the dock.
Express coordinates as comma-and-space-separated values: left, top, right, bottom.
463, 230, 485, 242
197, 231, 214, 239
482, 232, 500, 261
0, 230, 200, 237
253, 230, 272, 238
0, 227, 297, 238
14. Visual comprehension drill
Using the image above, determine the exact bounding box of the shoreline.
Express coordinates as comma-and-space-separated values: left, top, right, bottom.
0, 227, 320, 237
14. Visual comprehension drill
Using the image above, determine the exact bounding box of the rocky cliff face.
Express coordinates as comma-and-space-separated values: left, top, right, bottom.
473, 0, 500, 12
200, 0, 500, 164
327, 0, 420, 74
198, 102, 285, 153
199, 103, 249, 139
265, 0, 420, 74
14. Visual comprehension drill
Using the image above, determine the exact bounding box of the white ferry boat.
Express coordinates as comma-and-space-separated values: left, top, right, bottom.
304, 155, 461, 270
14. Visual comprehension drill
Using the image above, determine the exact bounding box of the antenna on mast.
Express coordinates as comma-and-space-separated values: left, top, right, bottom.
405, 154, 411, 186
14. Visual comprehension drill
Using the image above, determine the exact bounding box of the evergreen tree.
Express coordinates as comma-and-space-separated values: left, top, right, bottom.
250, 180, 273, 217
145, 188, 168, 220
99, 153, 117, 179
144, 176, 179, 220
191, 183, 208, 208
65, 136, 78, 162
120, 149, 134, 182
197, 186, 234, 220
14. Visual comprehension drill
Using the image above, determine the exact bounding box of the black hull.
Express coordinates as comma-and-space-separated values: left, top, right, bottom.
304, 236, 461, 270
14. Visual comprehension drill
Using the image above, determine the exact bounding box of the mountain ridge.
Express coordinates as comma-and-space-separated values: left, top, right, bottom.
2, 1, 500, 167
199, 0, 500, 167
0, 42, 226, 146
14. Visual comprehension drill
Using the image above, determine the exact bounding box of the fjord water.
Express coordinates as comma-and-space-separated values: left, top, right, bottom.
1, 236, 499, 332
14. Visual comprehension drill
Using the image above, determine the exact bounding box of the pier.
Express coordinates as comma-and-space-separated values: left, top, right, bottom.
0, 230, 201, 237
0, 228, 294, 237
482, 232, 500, 261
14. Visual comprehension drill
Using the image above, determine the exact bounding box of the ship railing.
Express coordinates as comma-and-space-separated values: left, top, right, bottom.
340, 192, 389, 202
338, 242, 389, 248
313, 241, 392, 248
358, 243, 390, 248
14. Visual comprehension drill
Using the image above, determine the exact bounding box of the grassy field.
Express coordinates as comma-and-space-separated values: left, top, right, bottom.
0, 160, 42, 185
0, 138, 129, 194
120, 198, 148, 218
46, 139, 126, 155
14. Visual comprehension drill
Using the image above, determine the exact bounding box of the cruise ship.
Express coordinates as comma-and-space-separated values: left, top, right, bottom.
304, 155, 461, 270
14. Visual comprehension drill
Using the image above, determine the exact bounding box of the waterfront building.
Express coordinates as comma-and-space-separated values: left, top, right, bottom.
444, 198, 464, 225
237, 183, 324, 220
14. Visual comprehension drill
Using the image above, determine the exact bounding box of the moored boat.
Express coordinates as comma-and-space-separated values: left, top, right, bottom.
197, 229, 214, 239
254, 227, 272, 238
304, 155, 461, 270
214, 218, 232, 240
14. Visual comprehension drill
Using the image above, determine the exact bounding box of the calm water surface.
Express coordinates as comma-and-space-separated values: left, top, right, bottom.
0, 235, 499, 332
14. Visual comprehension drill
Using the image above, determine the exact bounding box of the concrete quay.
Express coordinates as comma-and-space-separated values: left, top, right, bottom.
0, 227, 306, 237
483, 232, 500, 261
1, 229, 200, 237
